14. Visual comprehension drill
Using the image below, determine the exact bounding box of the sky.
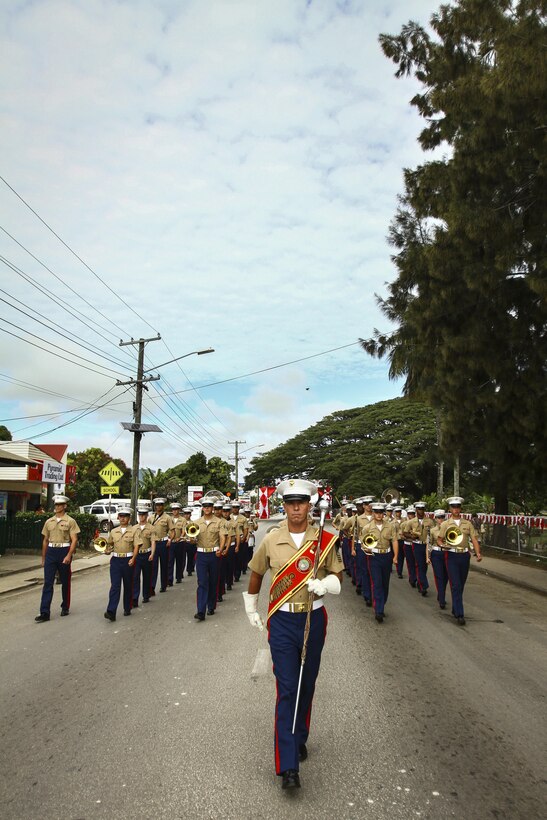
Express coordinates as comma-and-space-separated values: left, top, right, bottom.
0, 0, 437, 481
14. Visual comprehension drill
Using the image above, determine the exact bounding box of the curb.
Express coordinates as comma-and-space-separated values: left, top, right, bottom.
469, 562, 547, 598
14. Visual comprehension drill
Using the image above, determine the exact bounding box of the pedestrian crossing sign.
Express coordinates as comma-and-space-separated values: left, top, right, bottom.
99, 461, 123, 486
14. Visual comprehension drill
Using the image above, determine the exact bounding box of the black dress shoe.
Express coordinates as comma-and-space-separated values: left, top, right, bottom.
143, 597, 150, 603
364, 598, 372, 607
60, 608, 69, 616
35, 614, 50, 622
176, 579, 182, 584
194, 612, 205, 621
217, 596, 223, 602
397, 573, 403, 578
439, 602, 446, 610
298, 744, 308, 761
187, 572, 193, 576
168, 582, 173, 587
421, 589, 428, 597
123, 610, 131, 616
104, 611, 116, 622
150, 590, 156, 597
207, 609, 215, 616
226, 584, 232, 590
375, 613, 384, 623
132, 600, 139, 608
409, 580, 417, 588
356, 586, 362, 595
457, 616, 466, 626
281, 769, 300, 789
160, 587, 166, 593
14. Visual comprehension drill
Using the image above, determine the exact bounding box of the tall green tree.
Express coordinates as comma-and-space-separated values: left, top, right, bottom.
362, 0, 546, 515
0, 425, 12, 441
245, 398, 440, 500
67, 448, 131, 500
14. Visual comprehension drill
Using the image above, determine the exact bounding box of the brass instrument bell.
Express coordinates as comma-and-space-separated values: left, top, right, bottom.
93, 537, 108, 553
445, 525, 464, 546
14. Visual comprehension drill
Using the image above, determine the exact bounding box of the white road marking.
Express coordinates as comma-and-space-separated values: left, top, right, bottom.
251, 647, 271, 680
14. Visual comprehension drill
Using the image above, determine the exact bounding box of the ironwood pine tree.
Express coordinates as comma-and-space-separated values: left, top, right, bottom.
362, 0, 546, 515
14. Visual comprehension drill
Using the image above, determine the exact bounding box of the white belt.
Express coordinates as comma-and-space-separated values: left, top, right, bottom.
370, 547, 391, 554
443, 547, 469, 554
138, 548, 151, 554
48, 542, 70, 548
197, 547, 217, 553
111, 551, 133, 558
430, 546, 443, 552
279, 599, 324, 613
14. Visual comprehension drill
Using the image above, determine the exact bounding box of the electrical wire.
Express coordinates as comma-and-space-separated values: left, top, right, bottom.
0, 176, 159, 335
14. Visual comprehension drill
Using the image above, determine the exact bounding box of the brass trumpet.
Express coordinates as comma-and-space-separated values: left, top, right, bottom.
186, 523, 200, 539
364, 533, 378, 549
93, 537, 109, 553
445, 526, 464, 546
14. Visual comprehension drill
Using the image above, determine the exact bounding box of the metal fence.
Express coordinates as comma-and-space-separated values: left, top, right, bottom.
0, 517, 43, 554
481, 523, 547, 561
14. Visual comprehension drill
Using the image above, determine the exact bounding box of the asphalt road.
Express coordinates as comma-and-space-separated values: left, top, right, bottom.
0, 521, 546, 820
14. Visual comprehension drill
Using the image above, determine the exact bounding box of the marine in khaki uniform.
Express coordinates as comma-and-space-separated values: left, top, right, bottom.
220, 504, 236, 598
35, 495, 80, 622
437, 496, 482, 625
406, 501, 434, 597
428, 509, 448, 610
193, 499, 227, 620
149, 498, 174, 594
243, 479, 343, 790
400, 505, 418, 587
392, 506, 405, 578
231, 501, 249, 582
132, 507, 156, 606
242, 507, 258, 571
168, 502, 186, 585
360, 502, 398, 623
104, 507, 142, 621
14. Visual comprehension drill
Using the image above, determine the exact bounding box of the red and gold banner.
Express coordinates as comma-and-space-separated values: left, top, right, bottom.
267, 529, 338, 621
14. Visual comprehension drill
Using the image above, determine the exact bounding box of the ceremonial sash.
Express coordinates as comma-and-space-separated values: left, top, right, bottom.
267, 530, 338, 621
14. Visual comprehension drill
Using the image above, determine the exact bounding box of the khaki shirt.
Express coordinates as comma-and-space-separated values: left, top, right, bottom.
224, 517, 237, 545
107, 525, 143, 554
171, 516, 185, 541
195, 516, 225, 550
137, 522, 155, 552
406, 515, 435, 543
149, 512, 174, 540
359, 519, 397, 550
249, 521, 343, 606
246, 516, 258, 532
400, 518, 414, 540
437, 517, 478, 550
42, 514, 80, 544
232, 513, 249, 539
392, 516, 403, 538
430, 524, 440, 545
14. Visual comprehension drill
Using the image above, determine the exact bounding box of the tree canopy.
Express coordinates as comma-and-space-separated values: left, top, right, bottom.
0, 426, 12, 442
67, 448, 131, 506
244, 398, 439, 500
139, 452, 234, 502
362, 0, 547, 513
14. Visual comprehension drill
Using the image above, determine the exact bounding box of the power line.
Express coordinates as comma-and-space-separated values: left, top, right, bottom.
0, 371, 131, 408
0, 322, 125, 379
155, 341, 363, 397
0, 175, 159, 335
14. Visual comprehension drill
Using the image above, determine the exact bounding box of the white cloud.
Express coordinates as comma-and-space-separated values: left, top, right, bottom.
0, 0, 434, 472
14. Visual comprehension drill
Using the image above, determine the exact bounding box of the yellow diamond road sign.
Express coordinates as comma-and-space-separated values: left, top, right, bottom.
99, 461, 123, 486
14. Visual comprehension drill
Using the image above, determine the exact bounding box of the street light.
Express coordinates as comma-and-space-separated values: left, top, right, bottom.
142, 348, 214, 374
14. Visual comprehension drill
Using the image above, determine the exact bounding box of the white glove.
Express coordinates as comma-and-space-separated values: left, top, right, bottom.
242, 591, 264, 631
307, 575, 341, 596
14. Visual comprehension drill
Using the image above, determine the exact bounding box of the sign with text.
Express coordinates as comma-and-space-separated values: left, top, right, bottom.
42, 460, 65, 484
101, 485, 120, 495
188, 485, 203, 504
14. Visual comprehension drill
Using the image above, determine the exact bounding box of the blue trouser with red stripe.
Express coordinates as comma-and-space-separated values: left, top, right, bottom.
183, 541, 196, 574
366, 551, 393, 616
196, 551, 218, 614
107, 556, 134, 614
396, 539, 405, 576
403, 541, 417, 585
412, 542, 429, 592
359, 547, 372, 603
430, 549, 448, 607
168, 540, 186, 584
151, 539, 169, 592
341, 535, 351, 572
268, 606, 327, 775
445, 551, 470, 618
40, 546, 71, 615
133, 551, 152, 603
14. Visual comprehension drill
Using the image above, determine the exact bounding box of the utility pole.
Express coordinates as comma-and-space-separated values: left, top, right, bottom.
117, 335, 161, 520
228, 440, 246, 499
453, 454, 460, 496
436, 410, 444, 498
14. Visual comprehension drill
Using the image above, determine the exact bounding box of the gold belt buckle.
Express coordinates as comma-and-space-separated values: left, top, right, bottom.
289, 602, 307, 613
